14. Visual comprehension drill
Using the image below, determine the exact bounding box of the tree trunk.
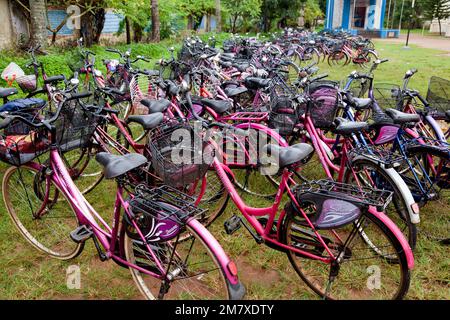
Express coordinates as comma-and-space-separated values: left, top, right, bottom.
215, 0, 221, 32
438, 18, 442, 36
151, 0, 160, 42
125, 17, 131, 44
232, 15, 238, 33
94, 8, 106, 44
206, 13, 211, 32
81, 12, 95, 47
29, 0, 48, 48
133, 23, 143, 42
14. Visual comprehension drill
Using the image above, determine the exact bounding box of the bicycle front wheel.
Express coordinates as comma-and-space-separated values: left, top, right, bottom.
124, 223, 230, 300
281, 208, 411, 299
2, 166, 83, 260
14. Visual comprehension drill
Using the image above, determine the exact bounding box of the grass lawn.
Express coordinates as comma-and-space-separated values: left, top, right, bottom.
0, 37, 449, 300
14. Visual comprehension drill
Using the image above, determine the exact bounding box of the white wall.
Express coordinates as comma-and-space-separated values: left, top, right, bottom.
0, 0, 13, 49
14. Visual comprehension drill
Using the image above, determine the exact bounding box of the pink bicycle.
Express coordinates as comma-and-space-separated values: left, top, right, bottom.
0, 93, 244, 300
206, 135, 413, 299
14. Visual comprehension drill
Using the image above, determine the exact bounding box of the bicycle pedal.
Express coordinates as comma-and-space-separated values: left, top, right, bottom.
224, 215, 242, 235
70, 225, 93, 243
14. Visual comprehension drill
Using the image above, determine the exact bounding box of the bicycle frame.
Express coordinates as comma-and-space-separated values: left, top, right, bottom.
26, 148, 240, 287
211, 156, 414, 269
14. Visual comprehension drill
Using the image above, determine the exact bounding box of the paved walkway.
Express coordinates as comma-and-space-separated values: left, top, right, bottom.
379, 34, 450, 52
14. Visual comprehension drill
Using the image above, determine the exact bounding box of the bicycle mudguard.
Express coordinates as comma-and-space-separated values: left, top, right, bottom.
424, 114, 446, 142
350, 155, 420, 225
187, 219, 245, 299
368, 207, 414, 270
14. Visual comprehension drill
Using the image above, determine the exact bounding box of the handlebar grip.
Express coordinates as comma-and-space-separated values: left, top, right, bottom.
67, 92, 92, 101
411, 68, 417, 74
105, 48, 119, 53
310, 73, 328, 82
380, 58, 389, 63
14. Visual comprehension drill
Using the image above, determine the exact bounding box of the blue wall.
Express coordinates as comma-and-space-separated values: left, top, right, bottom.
47, 9, 122, 36
47, 10, 74, 35
325, 0, 335, 29
342, 0, 351, 29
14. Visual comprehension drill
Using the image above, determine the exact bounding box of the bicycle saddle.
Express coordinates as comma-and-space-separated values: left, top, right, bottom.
342, 91, 372, 110
223, 86, 247, 97
263, 143, 314, 168
385, 108, 420, 125
333, 117, 369, 135
95, 152, 147, 179
244, 77, 271, 90
0, 88, 18, 99
126, 112, 164, 130
140, 99, 171, 113
200, 98, 232, 114
219, 60, 232, 68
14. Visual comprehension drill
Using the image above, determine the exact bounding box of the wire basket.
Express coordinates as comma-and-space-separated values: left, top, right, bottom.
129, 73, 161, 115
53, 99, 101, 153
306, 82, 340, 129
348, 144, 405, 167
426, 76, 450, 119
295, 179, 393, 211
16, 75, 37, 92
149, 121, 213, 188
372, 83, 402, 110
126, 184, 207, 242
268, 95, 298, 135
0, 116, 50, 166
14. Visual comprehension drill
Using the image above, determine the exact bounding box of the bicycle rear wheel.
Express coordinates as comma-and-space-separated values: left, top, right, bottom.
281, 208, 411, 299
124, 224, 230, 300
2, 166, 83, 260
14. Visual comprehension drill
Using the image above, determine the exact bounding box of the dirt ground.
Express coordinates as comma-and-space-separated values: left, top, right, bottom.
380, 34, 450, 53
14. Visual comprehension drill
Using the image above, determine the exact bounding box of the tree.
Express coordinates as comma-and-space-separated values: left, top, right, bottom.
223, 0, 262, 33
424, 0, 450, 35
216, 0, 222, 32
29, 0, 48, 48
151, 0, 161, 42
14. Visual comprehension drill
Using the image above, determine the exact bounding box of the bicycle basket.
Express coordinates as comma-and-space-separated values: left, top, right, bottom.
149, 121, 213, 188
54, 99, 100, 153
307, 82, 339, 129
0, 122, 50, 166
129, 73, 161, 115
426, 76, 450, 119
268, 95, 298, 135
372, 84, 402, 110
125, 184, 207, 242
16, 75, 37, 92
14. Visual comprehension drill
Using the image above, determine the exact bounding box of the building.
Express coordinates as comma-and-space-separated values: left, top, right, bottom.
429, 0, 450, 37
0, 0, 124, 49
325, 0, 399, 38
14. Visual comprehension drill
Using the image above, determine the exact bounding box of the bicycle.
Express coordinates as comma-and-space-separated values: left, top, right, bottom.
0, 91, 245, 300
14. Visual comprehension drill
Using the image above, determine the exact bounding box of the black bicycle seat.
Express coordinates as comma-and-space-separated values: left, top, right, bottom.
263, 143, 314, 168
0, 87, 18, 99
333, 117, 368, 135
96, 152, 147, 179
385, 108, 420, 124
245, 77, 271, 90
126, 112, 164, 130
140, 99, 171, 113
200, 98, 232, 114
224, 86, 247, 97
